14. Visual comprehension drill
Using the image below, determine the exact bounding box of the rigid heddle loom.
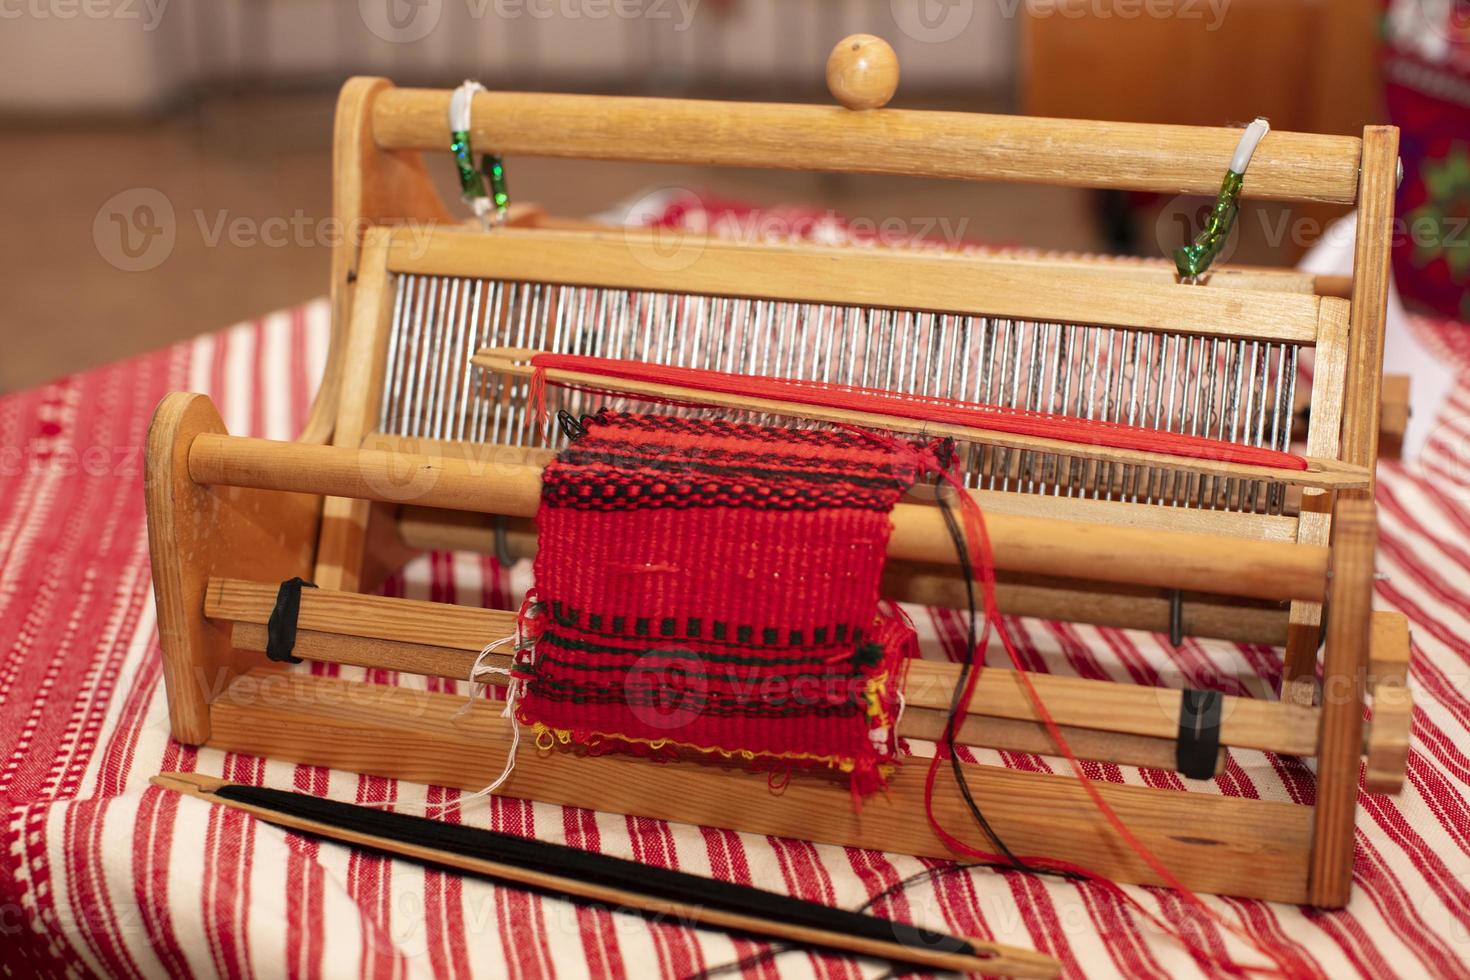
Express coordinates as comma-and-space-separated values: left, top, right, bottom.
146, 33, 1411, 925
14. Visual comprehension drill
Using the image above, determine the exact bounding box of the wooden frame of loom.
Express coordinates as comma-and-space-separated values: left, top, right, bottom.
146, 43, 1412, 908
301, 58, 1402, 698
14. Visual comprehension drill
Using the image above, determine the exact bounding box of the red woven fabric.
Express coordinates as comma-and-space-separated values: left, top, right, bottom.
516, 412, 924, 794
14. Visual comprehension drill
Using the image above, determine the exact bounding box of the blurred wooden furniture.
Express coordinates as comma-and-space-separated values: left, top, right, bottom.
1022, 0, 1386, 261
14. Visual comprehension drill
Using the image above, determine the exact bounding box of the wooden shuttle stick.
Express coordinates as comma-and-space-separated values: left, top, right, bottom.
153, 772, 1061, 979
186, 432, 1328, 602
473, 347, 1369, 491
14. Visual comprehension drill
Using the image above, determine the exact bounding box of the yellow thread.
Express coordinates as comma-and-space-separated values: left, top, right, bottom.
530, 724, 884, 772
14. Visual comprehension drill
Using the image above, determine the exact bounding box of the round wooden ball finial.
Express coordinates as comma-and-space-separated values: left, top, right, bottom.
826, 34, 899, 111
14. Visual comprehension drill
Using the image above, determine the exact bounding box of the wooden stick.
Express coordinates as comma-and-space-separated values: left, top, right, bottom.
1340, 126, 1402, 484
389, 226, 1329, 344
389, 509, 1295, 645
1308, 498, 1376, 906
473, 347, 1368, 491
153, 772, 1059, 978
203, 577, 1316, 760
369, 88, 1362, 203
183, 432, 1330, 602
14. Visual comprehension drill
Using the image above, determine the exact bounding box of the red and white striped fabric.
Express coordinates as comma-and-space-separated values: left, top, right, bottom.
3, 297, 1470, 979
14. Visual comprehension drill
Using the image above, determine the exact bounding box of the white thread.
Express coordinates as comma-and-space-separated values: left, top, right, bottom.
869, 687, 907, 755
449, 80, 482, 134
357, 633, 520, 816
432, 635, 524, 812
1229, 117, 1270, 174
449, 80, 495, 229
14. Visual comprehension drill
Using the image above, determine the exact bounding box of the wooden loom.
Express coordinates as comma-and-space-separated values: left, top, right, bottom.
147, 37, 1412, 910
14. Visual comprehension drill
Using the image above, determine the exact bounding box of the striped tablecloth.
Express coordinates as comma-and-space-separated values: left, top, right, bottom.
4, 299, 1470, 979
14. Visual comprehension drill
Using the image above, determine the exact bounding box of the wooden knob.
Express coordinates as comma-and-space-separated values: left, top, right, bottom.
826, 34, 899, 111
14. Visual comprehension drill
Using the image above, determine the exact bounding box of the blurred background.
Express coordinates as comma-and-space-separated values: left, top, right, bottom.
2, 0, 1463, 395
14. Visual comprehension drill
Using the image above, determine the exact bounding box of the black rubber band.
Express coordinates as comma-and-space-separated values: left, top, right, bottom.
1176, 688, 1222, 779
265, 577, 317, 664
1167, 589, 1185, 649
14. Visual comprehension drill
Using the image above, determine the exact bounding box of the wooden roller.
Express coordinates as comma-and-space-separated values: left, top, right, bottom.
185, 431, 1329, 603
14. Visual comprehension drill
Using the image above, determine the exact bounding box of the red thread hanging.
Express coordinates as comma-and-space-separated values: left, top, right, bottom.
835, 424, 1311, 980
527, 352, 1308, 471
516, 360, 1312, 976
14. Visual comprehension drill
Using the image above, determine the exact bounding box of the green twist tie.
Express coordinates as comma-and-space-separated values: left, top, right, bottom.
1174, 169, 1243, 280
450, 129, 484, 201
482, 154, 510, 212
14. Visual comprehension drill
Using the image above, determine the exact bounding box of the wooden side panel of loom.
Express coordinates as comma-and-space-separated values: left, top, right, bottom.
145, 394, 320, 742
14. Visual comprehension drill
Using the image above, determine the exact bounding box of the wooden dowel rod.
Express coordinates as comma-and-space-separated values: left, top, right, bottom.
370, 89, 1362, 204
227, 622, 1211, 775
475, 348, 1368, 490
205, 577, 1319, 759
187, 433, 1328, 602
389, 510, 1293, 645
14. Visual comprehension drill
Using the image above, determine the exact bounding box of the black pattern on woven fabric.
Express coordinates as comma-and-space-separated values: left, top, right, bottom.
541, 411, 920, 515
520, 411, 923, 789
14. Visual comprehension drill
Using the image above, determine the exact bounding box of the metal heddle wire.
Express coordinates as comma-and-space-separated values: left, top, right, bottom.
378, 273, 1303, 514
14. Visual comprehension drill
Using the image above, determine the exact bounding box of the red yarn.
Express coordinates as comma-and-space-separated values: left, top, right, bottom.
831, 423, 1310, 980
528, 353, 1308, 471
515, 399, 1308, 976
515, 412, 922, 797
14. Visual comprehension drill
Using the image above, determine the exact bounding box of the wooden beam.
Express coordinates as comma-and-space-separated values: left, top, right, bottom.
205, 577, 1319, 759
206, 670, 1315, 903
1309, 498, 1376, 907
371, 89, 1362, 203
185, 434, 1330, 603
387, 227, 1328, 343
1340, 126, 1401, 482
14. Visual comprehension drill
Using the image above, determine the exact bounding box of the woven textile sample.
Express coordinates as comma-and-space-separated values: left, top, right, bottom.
517, 412, 925, 795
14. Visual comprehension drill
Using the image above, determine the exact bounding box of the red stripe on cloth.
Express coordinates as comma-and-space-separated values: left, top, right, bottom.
349, 774, 402, 980
489, 796, 555, 980
562, 808, 627, 978
765, 835, 856, 980
422, 783, 473, 980
626, 813, 708, 979
287, 763, 331, 980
